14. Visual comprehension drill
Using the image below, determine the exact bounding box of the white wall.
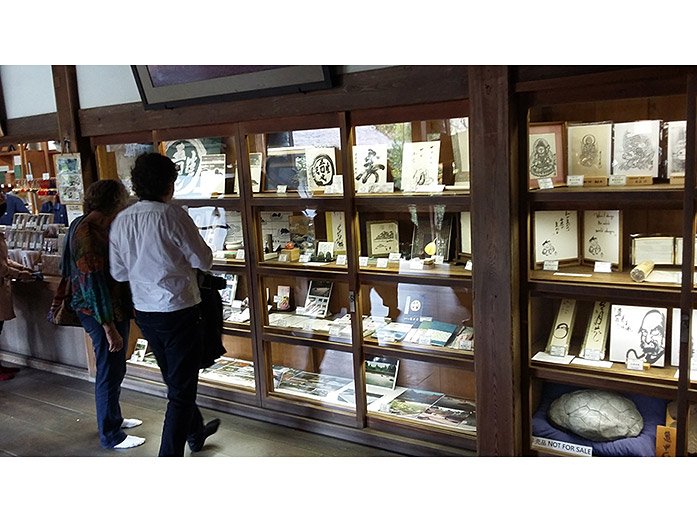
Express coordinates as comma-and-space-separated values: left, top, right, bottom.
0, 65, 56, 119
76, 65, 142, 109
1, 65, 395, 117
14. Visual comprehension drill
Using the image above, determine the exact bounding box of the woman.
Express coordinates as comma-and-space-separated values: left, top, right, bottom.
0, 191, 34, 381
69, 180, 145, 449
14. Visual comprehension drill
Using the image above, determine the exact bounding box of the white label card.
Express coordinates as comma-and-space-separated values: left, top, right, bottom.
276, 185, 287, 194
235, 249, 245, 260
465, 260, 473, 271
583, 349, 601, 361
609, 174, 627, 186
626, 358, 644, 371
594, 261, 612, 273
42, 172, 50, 180
434, 255, 445, 264
335, 254, 347, 265
26, 174, 33, 181
538, 178, 554, 190
567, 175, 584, 186
376, 258, 389, 268
549, 345, 567, 357
409, 258, 424, 270
359, 256, 369, 267
299, 254, 311, 263
543, 260, 559, 271
278, 254, 289, 262
388, 252, 401, 262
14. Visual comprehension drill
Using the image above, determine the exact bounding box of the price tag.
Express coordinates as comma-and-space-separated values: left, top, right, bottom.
278, 253, 289, 262
276, 184, 287, 194
434, 255, 445, 264
235, 249, 245, 260
388, 252, 401, 262
335, 254, 347, 265
537, 178, 554, 190
549, 346, 567, 357
273, 295, 280, 303
594, 261, 612, 273
609, 174, 627, 186
567, 175, 584, 187
464, 260, 473, 271
42, 172, 51, 180
626, 357, 645, 371
299, 254, 311, 263
583, 349, 601, 361
359, 256, 369, 267
409, 258, 424, 270
543, 260, 559, 271
26, 174, 33, 181
376, 258, 389, 268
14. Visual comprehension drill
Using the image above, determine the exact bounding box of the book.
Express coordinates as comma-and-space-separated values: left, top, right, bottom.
365, 356, 399, 390
427, 321, 459, 347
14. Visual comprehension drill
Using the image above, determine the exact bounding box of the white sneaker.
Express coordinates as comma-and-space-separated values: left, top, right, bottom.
121, 418, 143, 429
113, 435, 145, 449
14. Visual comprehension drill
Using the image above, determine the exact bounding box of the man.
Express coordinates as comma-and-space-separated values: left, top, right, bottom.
109, 153, 220, 456
0, 191, 30, 226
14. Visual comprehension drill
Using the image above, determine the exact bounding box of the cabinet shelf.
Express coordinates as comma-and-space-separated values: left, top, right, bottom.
174, 197, 242, 210
256, 263, 349, 280
355, 193, 470, 211
250, 194, 345, 209
363, 342, 474, 368
359, 264, 472, 286
528, 185, 683, 210
262, 330, 353, 352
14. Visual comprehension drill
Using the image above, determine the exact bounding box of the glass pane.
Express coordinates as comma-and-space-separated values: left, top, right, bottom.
269, 343, 355, 410
247, 127, 343, 198
263, 275, 351, 346
162, 136, 238, 199
256, 208, 347, 271
353, 117, 469, 195
356, 204, 471, 277
199, 335, 255, 390
367, 355, 476, 434
213, 270, 250, 327
104, 142, 155, 195
361, 282, 473, 353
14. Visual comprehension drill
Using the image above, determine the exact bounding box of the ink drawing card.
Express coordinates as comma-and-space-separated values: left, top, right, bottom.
529, 122, 565, 189
305, 147, 338, 193
353, 144, 388, 192
532, 210, 579, 266
400, 141, 441, 192
567, 122, 612, 178
612, 120, 661, 177
666, 121, 687, 178
582, 210, 622, 268
610, 304, 666, 367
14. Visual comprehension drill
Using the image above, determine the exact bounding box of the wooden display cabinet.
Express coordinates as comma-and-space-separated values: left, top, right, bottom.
519, 69, 697, 456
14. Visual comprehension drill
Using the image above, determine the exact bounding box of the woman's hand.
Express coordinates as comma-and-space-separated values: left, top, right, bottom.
104, 323, 124, 352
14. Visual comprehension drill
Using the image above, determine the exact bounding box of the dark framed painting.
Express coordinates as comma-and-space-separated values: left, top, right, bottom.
132, 65, 332, 109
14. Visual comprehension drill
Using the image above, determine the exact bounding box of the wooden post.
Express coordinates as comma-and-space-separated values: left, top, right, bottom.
469, 66, 521, 456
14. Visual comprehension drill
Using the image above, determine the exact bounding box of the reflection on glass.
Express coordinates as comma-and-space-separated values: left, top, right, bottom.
367, 355, 476, 434
103, 143, 155, 195
270, 343, 355, 410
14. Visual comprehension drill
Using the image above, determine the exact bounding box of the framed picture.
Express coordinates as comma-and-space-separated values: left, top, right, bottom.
610, 305, 666, 367
532, 210, 579, 267
198, 154, 226, 196
410, 214, 453, 260
582, 210, 622, 269
305, 147, 338, 193
400, 141, 441, 192
353, 144, 388, 192
612, 120, 661, 177
666, 121, 687, 178
326, 211, 347, 254
54, 153, 84, 203
567, 122, 612, 178
528, 122, 565, 189
366, 220, 400, 257
132, 65, 332, 109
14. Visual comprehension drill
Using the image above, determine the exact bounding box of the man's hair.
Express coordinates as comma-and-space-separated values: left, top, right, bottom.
83, 179, 128, 215
131, 153, 178, 201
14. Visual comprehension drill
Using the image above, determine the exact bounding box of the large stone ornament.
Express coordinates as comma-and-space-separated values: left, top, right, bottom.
548, 389, 643, 442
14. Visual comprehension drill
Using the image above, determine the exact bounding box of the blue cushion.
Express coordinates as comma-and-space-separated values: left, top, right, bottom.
532, 382, 668, 457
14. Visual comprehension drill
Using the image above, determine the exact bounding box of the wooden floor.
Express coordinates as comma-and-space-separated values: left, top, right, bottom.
0, 366, 401, 457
